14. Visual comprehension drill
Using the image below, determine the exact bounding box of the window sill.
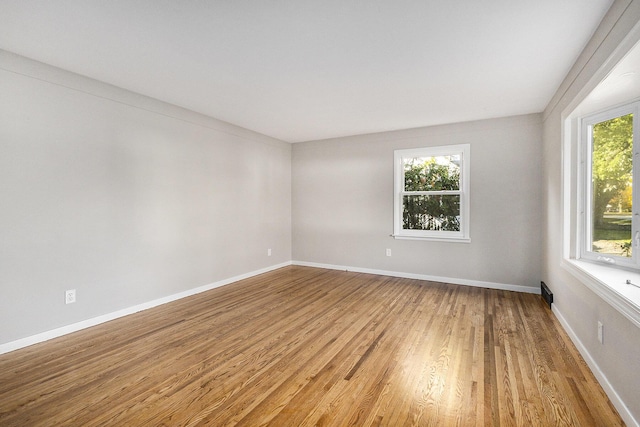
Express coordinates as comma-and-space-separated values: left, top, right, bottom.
391, 234, 471, 243
562, 258, 640, 328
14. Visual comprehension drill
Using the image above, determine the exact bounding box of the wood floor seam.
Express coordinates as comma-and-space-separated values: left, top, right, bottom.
0, 266, 625, 426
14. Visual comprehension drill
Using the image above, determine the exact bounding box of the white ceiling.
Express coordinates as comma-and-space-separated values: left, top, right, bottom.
576, 39, 640, 117
0, 0, 614, 142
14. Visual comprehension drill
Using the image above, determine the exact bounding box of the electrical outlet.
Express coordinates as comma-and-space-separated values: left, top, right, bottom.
267, 248, 272, 256
386, 248, 392, 257
65, 289, 76, 304
597, 321, 604, 344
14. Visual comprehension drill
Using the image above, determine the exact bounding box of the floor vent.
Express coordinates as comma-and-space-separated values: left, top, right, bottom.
541, 281, 553, 308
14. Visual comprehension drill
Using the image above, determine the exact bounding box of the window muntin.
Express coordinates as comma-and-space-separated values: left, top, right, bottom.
581, 104, 639, 268
394, 144, 470, 241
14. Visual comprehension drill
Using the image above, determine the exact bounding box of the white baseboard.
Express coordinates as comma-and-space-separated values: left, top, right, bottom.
4, 260, 633, 425
0, 261, 292, 355
292, 260, 540, 294
552, 306, 638, 427
294, 261, 637, 425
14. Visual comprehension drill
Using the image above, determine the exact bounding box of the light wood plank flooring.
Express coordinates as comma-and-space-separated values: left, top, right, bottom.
0, 266, 624, 426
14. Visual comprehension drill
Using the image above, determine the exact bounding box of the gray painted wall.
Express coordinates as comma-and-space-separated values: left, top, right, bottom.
292, 114, 542, 290
542, 0, 640, 423
0, 51, 292, 345
2, 1, 639, 421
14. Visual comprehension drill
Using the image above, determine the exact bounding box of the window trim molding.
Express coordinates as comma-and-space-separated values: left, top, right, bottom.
563, 107, 640, 329
561, 259, 640, 329
579, 104, 639, 269
393, 144, 470, 242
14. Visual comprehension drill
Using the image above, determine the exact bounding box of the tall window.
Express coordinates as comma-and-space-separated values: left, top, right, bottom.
393, 144, 470, 241
581, 104, 638, 268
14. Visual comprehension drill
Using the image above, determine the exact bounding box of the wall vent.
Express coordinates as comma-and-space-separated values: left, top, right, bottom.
541, 281, 553, 309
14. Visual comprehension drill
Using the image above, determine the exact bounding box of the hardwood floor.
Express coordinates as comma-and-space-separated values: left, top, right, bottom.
0, 266, 624, 426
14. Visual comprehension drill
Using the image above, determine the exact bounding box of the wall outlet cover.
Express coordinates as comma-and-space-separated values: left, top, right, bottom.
65, 289, 76, 304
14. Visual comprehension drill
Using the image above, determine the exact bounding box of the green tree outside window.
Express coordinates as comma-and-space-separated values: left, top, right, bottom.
403, 156, 461, 231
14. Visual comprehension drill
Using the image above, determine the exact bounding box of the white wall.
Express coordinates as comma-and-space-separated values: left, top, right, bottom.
292, 114, 542, 291
0, 50, 292, 346
542, 0, 640, 424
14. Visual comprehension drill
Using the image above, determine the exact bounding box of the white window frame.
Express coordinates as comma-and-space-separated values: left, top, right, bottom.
562, 100, 640, 329
579, 103, 640, 269
393, 144, 470, 242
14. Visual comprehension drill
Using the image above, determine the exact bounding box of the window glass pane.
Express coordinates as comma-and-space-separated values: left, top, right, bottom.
403, 195, 460, 231
403, 155, 460, 191
590, 113, 633, 257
